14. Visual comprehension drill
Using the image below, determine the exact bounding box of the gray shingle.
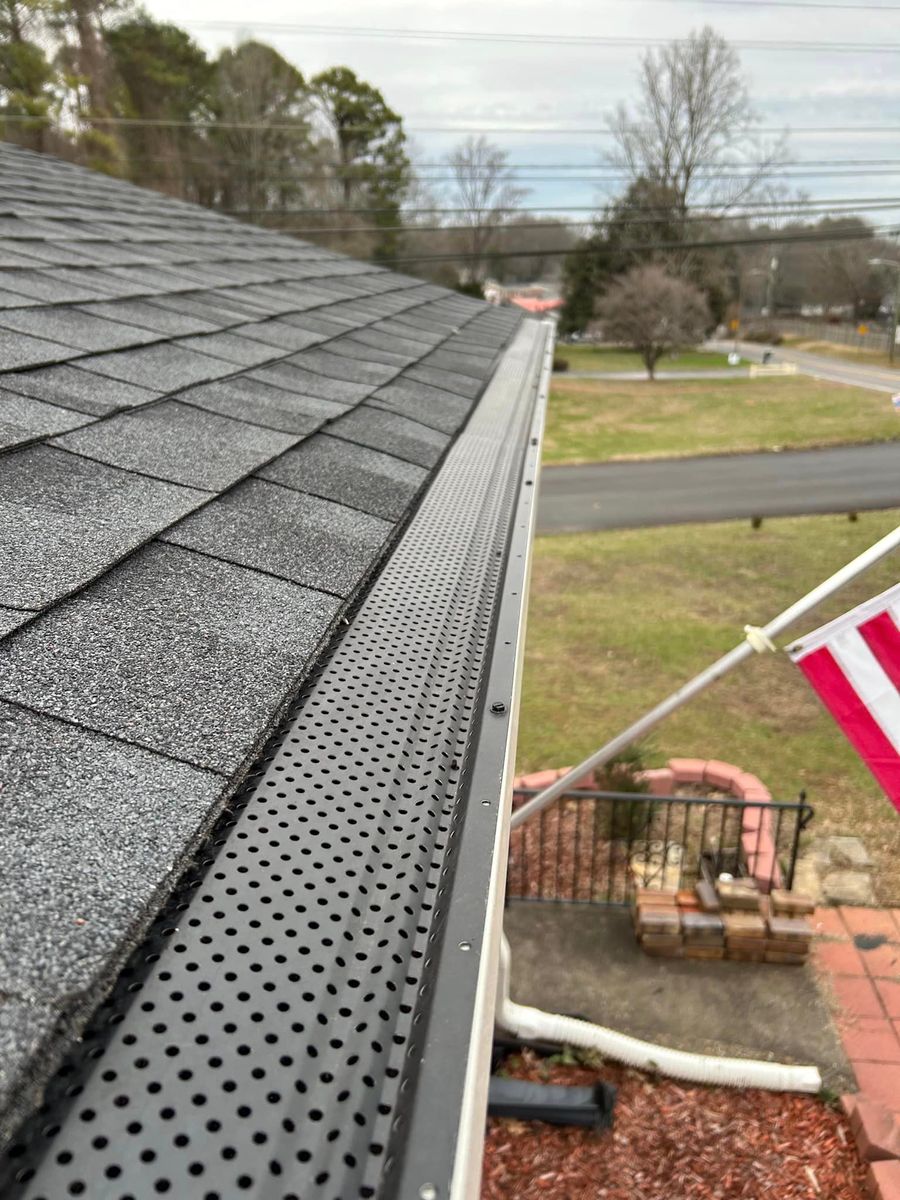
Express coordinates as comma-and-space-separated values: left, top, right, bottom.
175, 376, 344, 434
392, 313, 458, 336
0, 701, 224, 997
231, 318, 326, 353
258, 433, 427, 520
174, 331, 280, 367
162, 477, 392, 597
79, 298, 219, 336
328, 404, 450, 468
0, 998, 59, 1120
0, 543, 342, 773
7, 239, 98, 267
368, 379, 472, 435
0, 608, 29, 637
0, 389, 91, 450
348, 326, 436, 358
0, 241, 47, 268
404, 363, 484, 399
0, 305, 159, 352
145, 292, 256, 327
288, 346, 400, 387
0, 327, 78, 371
52, 400, 298, 490
0, 445, 206, 609
249, 361, 373, 404
422, 348, 496, 379
76, 342, 234, 390
368, 318, 444, 346
277, 312, 361, 340
0, 363, 160, 415
327, 336, 415, 369
0, 269, 107, 304
0, 289, 38, 309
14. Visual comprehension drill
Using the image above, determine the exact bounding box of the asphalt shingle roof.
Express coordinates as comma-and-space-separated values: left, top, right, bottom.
0, 140, 522, 1145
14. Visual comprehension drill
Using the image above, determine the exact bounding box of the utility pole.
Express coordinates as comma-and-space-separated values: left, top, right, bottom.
765, 255, 778, 318
868, 256, 900, 365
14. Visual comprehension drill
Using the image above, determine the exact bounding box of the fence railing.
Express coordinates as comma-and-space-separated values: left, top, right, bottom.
768, 317, 893, 354
506, 788, 814, 906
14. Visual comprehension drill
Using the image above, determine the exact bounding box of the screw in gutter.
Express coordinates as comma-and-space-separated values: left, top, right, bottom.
490, 701, 506, 714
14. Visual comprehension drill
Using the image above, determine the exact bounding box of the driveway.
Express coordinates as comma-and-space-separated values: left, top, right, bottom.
538, 442, 900, 533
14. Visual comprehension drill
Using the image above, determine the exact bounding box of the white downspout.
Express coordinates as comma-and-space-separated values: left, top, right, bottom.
495, 934, 822, 1093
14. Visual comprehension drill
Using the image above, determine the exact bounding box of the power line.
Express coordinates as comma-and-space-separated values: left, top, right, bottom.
181, 20, 900, 53
368, 222, 900, 265
130, 153, 900, 171
150, 168, 900, 185
218, 194, 900, 217
258, 201, 900, 237
147, 166, 900, 185
5, 113, 900, 136
613, 0, 900, 8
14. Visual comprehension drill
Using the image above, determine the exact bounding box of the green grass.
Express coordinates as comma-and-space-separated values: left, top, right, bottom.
555, 344, 732, 374
518, 511, 900, 902
544, 374, 900, 464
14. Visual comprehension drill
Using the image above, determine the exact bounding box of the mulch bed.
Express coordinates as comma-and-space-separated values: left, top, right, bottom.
482, 1052, 867, 1200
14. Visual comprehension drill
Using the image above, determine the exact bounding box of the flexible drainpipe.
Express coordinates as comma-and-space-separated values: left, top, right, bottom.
495, 935, 822, 1093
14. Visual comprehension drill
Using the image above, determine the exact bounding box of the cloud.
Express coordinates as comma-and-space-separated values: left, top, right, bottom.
144, 0, 900, 212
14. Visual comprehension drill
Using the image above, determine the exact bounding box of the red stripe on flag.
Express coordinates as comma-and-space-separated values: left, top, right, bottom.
799, 645, 900, 812
858, 609, 900, 693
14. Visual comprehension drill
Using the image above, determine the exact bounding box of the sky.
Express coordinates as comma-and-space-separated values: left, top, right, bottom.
146, 0, 900, 225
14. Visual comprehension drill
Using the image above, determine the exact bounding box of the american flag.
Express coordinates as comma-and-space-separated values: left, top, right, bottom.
788, 582, 900, 814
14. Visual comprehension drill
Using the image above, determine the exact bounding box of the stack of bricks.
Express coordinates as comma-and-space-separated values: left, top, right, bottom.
633, 881, 815, 964
632, 887, 681, 957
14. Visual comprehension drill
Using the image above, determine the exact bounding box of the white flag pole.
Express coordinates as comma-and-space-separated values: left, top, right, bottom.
510, 523, 900, 830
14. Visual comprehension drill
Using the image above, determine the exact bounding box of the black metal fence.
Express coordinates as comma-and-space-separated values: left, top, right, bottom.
507, 788, 814, 905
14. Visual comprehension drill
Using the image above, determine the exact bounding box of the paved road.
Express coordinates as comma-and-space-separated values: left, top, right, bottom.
708, 339, 900, 394
567, 368, 751, 381
537, 443, 900, 533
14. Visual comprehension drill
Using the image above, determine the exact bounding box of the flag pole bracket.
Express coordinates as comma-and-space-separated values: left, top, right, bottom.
744, 624, 778, 654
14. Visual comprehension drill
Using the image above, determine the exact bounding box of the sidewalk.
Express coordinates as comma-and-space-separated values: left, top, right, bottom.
814, 905, 900, 1114
814, 905, 900, 1200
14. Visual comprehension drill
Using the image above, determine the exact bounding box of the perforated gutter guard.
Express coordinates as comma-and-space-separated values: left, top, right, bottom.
2, 317, 554, 1200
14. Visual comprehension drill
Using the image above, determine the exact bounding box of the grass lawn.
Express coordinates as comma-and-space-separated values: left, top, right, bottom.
517, 510, 900, 902
780, 335, 900, 372
555, 344, 733, 373
544, 374, 900, 464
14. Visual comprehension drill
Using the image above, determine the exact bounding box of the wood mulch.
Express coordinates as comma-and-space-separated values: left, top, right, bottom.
482, 1052, 867, 1200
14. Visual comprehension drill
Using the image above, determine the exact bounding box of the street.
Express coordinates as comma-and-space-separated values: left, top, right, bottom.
709, 339, 900, 394
538, 442, 900, 532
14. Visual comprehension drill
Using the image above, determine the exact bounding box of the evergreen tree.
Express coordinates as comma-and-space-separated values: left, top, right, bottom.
211, 40, 313, 218
105, 12, 212, 198
312, 66, 410, 262
0, 2, 57, 151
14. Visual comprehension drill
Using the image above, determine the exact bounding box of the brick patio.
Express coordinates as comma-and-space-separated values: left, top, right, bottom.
815, 906, 900, 1200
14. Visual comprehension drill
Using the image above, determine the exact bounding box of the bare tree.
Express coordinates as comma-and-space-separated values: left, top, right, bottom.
609, 27, 785, 227
597, 264, 710, 378
444, 134, 528, 279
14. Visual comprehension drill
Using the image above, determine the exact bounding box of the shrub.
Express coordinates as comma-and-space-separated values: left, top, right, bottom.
742, 326, 783, 345
552, 355, 570, 372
